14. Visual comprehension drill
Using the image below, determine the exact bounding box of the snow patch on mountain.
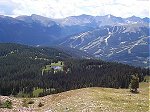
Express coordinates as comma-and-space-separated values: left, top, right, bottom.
61, 25, 149, 67
128, 36, 149, 54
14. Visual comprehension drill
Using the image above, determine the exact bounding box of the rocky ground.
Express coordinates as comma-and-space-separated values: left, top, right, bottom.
0, 82, 149, 112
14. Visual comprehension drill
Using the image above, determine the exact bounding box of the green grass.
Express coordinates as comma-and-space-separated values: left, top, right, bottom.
17, 88, 43, 98
94, 82, 149, 112
37, 81, 148, 112
42, 61, 64, 73
51, 61, 64, 66
17, 91, 30, 98
42, 65, 52, 72
50, 61, 64, 71
144, 75, 149, 82
33, 88, 43, 97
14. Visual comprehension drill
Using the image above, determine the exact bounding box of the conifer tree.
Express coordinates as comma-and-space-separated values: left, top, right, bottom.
130, 74, 139, 93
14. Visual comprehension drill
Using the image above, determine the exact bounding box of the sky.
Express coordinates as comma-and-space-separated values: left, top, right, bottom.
0, 0, 149, 18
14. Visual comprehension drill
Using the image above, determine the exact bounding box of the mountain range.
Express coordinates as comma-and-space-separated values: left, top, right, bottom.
0, 14, 149, 67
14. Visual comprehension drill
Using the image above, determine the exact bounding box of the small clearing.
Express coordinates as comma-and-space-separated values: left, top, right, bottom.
42, 61, 64, 74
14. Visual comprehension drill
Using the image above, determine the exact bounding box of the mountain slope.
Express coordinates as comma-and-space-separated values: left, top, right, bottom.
0, 15, 95, 45
0, 16, 62, 45
61, 24, 149, 67
0, 43, 92, 60
16, 14, 56, 27
0, 82, 149, 112
0, 14, 149, 46
0, 14, 149, 67
57, 14, 149, 27
55, 46, 94, 59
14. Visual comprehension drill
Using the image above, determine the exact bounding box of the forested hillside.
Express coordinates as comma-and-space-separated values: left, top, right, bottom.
0, 43, 149, 97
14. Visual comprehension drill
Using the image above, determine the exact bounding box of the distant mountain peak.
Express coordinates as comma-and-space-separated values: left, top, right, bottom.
79, 14, 92, 17
31, 14, 39, 17
128, 15, 141, 19
106, 14, 114, 18
0, 15, 5, 18
107, 14, 111, 18
16, 14, 56, 27
31, 14, 49, 20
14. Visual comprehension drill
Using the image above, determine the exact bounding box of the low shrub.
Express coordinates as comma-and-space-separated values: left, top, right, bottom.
0, 100, 12, 109
38, 102, 44, 107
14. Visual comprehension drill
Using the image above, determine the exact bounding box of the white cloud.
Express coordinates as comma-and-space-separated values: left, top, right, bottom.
0, 10, 5, 15
0, 0, 149, 18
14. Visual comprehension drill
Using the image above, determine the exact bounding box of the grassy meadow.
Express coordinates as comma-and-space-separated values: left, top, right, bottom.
0, 79, 149, 112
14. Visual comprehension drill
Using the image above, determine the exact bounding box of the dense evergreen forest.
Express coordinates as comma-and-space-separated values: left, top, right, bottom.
0, 43, 149, 97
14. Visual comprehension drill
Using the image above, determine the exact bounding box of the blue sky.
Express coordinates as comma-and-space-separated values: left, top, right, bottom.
0, 0, 149, 18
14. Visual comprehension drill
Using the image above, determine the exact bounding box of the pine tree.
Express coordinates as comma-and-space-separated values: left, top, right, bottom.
130, 74, 139, 93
